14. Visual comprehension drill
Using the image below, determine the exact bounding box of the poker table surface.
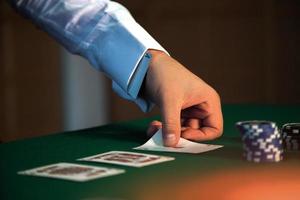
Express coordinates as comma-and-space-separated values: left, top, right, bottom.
1, 104, 300, 200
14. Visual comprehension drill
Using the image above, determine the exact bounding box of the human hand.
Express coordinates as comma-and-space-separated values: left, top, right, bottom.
145, 50, 223, 147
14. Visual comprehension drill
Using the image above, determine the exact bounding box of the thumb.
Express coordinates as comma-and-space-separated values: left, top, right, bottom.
161, 102, 181, 147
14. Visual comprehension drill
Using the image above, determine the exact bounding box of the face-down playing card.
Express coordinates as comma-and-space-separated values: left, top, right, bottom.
78, 151, 174, 167
18, 162, 124, 182
134, 129, 223, 154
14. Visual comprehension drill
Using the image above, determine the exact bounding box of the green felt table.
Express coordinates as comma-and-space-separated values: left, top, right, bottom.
1, 105, 300, 200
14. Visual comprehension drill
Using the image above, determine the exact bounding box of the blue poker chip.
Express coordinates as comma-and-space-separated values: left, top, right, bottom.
242, 132, 281, 142
238, 126, 279, 138
244, 155, 283, 163
243, 151, 283, 161
243, 145, 283, 152
236, 120, 276, 131
237, 127, 277, 136
236, 120, 283, 162
241, 131, 280, 140
242, 133, 282, 143
243, 136, 282, 145
243, 153, 283, 159
243, 146, 283, 152
243, 151, 283, 162
243, 138, 282, 147
243, 146, 283, 154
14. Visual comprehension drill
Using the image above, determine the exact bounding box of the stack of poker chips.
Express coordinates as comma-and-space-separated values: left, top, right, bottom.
281, 123, 300, 151
236, 121, 283, 163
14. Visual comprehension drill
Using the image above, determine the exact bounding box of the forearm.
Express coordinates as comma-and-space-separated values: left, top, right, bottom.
9, 0, 168, 111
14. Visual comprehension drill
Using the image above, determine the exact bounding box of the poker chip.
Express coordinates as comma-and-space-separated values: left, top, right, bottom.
281, 123, 300, 151
236, 121, 283, 163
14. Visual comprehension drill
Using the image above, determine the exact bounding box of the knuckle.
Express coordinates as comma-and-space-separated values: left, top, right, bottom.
164, 121, 180, 133
214, 127, 224, 139
210, 88, 221, 101
215, 130, 223, 138
165, 121, 179, 130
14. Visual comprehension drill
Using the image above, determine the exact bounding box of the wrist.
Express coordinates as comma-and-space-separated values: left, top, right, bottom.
147, 49, 168, 65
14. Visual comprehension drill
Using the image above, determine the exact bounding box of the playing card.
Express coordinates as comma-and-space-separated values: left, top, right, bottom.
78, 151, 175, 167
18, 163, 124, 182
134, 129, 223, 154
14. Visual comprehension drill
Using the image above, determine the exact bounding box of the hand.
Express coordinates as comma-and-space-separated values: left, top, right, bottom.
145, 50, 223, 147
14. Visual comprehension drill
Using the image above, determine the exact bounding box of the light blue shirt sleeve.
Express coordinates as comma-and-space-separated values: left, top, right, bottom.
9, 0, 168, 112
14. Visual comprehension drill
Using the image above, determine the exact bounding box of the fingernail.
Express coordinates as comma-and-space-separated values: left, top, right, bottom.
164, 134, 176, 145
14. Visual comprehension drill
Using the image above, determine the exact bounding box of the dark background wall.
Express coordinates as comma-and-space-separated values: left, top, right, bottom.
112, 0, 300, 120
1, 0, 299, 141
1, 1, 63, 141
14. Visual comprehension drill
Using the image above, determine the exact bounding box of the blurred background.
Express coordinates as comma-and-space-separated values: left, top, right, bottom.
0, 0, 299, 142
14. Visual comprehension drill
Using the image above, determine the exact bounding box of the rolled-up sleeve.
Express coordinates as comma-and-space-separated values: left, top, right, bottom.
10, 0, 168, 112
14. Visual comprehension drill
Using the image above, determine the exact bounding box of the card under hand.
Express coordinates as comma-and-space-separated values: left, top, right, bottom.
18, 163, 124, 182
78, 151, 175, 167
134, 129, 223, 154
